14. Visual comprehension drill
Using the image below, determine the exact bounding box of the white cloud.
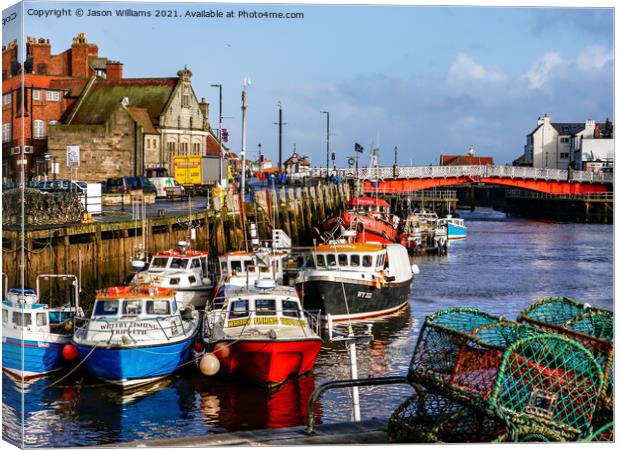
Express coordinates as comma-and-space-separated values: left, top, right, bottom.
522, 52, 567, 90
576, 45, 613, 72
448, 53, 506, 86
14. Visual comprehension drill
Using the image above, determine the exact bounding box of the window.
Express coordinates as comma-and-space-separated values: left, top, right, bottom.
94, 300, 119, 316
316, 254, 326, 268
350, 254, 360, 267
200, 257, 208, 277
377, 254, 384, 268
46, 90, 60, 101
244, 262, 255, 273
33, 120, 46, 139
146, 300, 170, 315
146, 139, 150, 149
2, 309, 8, 323
170, 258, 189, 270
338, 254, 348, 267
192, 142, 200, 155
3, 93, 11, 105
150, 257, 169, 269
220, 261, 228, 275
36, 313, 47, 326
2, 123, 11, 143
190, 258, 201, 269
230, 259, 242, 272
229, 300, 249, 319
282, 300, 300, 318
13, 312, 32, 326
326, 254, 336, 267
255, 299, 276, 316
122, 300, 142, 316
169, 277, 180, 286
363, 255, 373, 267
188, 275, 196, 284
560, 137, 570, 143
560, 153, 569, 159
180, 141, 189, 155
32, 89, 40, 100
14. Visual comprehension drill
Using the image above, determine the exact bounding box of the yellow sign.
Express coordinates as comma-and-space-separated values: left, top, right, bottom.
173, 156, 202, 185
226, 318, 250, 328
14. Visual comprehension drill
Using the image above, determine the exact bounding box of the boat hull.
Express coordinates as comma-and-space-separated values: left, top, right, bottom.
75, 339, 193, 387
447, 222, 468, 240
2, 337, 65, 379
299, 278, 412, 321
215, 339, 322, 387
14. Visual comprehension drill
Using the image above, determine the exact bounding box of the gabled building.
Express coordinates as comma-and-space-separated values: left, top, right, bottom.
521, 114, 613, 170
47, 67, 219, 181
2, 33, 122, 181
283, 151, 311, 174
440, 147, 493, 166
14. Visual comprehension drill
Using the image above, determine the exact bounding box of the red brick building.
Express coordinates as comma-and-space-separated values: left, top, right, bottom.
2, 33, 123, 182
440, 147, 494, 166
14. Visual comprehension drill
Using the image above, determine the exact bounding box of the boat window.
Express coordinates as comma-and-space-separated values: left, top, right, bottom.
282, 300, 301, 318
326, 254, 337, 267
150, 257, 169, 269
229, 299, 249, 319
13, 312, 33, 326
122, 300, 142, 316
363, 255, 373, 267
231, 259, 243, 272
94, 300, 119, 316
377, 254, 383, 268
190, 258, 201, 269
188, 275, 197, 284
170, 258, 189, 270
244, 262, 256, 273
145, 300, 170, 315
316, 254, 326, 268
338, 254, 348, 267
351, 254, 360, 267
255, 299, 276, 316
200, 257, 208, 277
259, 266, 270, 273
220, 261, 228, 275
36, 313, 48, 326
2, 309, 7, 323
169, 278, 180, 286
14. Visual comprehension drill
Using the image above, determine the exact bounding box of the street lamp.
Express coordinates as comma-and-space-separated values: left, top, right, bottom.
210, 83, 224, 186
393, 146, 399, 178
240, 77, 251, 204
320, 111, 329, 179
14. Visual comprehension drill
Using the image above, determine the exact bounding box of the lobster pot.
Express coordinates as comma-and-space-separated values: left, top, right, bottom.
387, 386, 504, 443
489, 334, 603, 441
518, 298, 613, 414
587, 422, 614, 442
408, 308, 538, 404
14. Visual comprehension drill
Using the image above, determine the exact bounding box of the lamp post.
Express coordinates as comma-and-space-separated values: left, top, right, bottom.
393, 146, 398, 178
210, 83, 224, 186
240, 77, 250, 204
320, 111, 330, 179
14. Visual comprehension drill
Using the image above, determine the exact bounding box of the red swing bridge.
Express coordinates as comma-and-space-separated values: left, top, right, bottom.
310, 165, 613, 195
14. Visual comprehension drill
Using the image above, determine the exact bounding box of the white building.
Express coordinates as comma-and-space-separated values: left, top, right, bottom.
522, 115, 613, 171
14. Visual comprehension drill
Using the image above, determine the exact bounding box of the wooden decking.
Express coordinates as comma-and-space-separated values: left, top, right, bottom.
102, 419, 389, 447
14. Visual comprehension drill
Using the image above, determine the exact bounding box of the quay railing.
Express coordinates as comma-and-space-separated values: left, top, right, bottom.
307, 165, 613, 184
505, 190, 614, 200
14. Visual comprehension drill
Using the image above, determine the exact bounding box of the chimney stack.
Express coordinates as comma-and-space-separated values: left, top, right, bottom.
106, 60, 123, 80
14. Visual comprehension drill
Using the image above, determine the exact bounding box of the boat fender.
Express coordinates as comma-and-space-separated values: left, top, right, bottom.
200, 353, 220, 376
194, 341, 204, 352
269, 329, 277, 340
64, 320, 73, 332
411, 264, 420, 275
62, 344, 78, 361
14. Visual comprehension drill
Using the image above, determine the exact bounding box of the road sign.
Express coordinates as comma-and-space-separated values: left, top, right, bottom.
66, 145, 80, 168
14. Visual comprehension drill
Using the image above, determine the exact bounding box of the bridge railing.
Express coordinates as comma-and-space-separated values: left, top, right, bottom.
306, 165, 613, 183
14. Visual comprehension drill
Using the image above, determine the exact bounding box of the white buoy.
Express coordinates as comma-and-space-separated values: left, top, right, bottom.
200, 353, 220, 376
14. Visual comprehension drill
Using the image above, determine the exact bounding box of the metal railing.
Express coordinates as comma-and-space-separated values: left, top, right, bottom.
306, 165, 613, 184
505, 190, 614, 200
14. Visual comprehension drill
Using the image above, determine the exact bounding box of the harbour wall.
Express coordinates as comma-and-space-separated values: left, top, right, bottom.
1, 183, 350, 308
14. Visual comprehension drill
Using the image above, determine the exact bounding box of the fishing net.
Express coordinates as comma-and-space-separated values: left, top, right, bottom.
587, 422, 614, 442
489, 334, 603, 441
387, 385, 504, 443
518, 298, 613, 418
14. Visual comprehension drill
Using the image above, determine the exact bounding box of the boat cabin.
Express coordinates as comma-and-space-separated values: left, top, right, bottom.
218, 251, 286, 282
91, 286, 179, 319
348, 197, 390, 216
2, 289, 74, 335
147, 243, 209, 280
312, 243, 387, 272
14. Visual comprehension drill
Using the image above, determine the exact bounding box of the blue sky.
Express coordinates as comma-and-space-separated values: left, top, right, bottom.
2, 2, 614, 166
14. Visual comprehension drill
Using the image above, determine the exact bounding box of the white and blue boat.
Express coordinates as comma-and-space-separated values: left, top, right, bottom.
2, 274, 82, 380
438, 215, 468, 240
73, 285, 199, 388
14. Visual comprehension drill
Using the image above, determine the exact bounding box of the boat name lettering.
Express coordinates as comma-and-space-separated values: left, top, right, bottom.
280, 318, 306, 327
253, 317, 278, 325
227, 318, 250, 328
357, 292, 373, 299
99, 322, 159, 330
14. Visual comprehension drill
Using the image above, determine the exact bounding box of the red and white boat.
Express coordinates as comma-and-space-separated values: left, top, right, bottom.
323, 197, 399, 244
202, 279, 322, 387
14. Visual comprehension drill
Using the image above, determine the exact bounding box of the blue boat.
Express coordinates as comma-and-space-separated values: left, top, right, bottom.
438, 215, 468, 240
73, 285, 199, 388
2, 274, 82, 380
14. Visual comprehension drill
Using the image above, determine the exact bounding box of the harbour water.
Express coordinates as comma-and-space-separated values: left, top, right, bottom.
2, 208, 613, 447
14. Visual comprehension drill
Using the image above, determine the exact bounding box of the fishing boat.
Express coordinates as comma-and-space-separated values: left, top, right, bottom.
322, 197, 399, 244
73, 285, 199, 388
438, 215, 468, 240
202, 279, 322, 387
296, 240, 418, 321
400, 210, 449, 254
2, 274, 83, 380
131, 241, 213, 308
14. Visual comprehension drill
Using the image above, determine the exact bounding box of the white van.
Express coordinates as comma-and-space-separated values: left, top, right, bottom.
149, 177, 186, 198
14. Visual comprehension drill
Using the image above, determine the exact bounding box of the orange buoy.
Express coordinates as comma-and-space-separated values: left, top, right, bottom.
200, 353, 220, 376
62, 344, 78, 361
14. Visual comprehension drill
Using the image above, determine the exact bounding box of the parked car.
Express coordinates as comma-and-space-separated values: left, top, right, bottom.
103, 176, 157, 195
149, 177, 186, 198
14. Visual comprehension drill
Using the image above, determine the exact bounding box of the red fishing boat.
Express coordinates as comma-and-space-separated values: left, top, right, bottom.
323, 196, 400, 244
202, 280, 322, 387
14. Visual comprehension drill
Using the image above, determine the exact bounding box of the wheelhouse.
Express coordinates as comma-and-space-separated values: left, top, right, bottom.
223, 293, 305, 328
91, 286, 179, 319
147, 248, 209, 279
312, 243, 387, 272
218, 252, 285, 279
348, 197, 390, 215
2, 289, 73, 334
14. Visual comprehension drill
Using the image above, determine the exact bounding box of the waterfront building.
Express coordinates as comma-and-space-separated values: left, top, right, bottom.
1, 33, 122, 182
47, 67, 221, 182
519, 114, 614, 171
440, 147, 494, 166
283, 151, 311, 175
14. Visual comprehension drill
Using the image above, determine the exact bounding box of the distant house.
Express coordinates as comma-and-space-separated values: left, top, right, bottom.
283, 151, 311, 175
440, 147, 493, 166
519, 114, 613, 170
